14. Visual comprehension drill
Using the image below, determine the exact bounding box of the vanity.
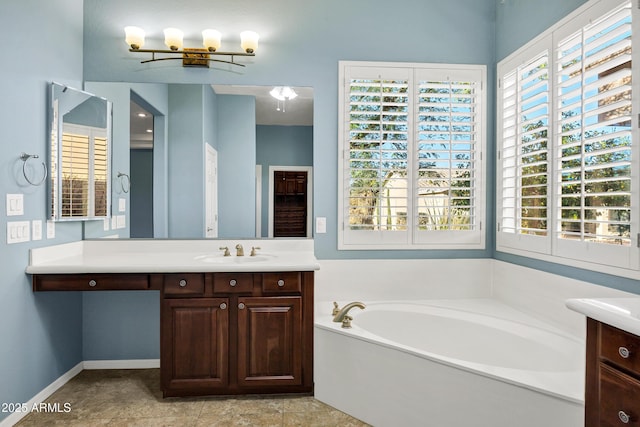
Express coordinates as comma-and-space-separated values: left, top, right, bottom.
27, 239, 319, 398
567, 298, 640, 426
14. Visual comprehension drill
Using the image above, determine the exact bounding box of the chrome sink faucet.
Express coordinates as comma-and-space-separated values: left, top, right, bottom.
332, 301, 366, 328
235, 244, 244, 257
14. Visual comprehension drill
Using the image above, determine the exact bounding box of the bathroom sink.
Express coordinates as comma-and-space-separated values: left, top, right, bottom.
194, 254, 271, 263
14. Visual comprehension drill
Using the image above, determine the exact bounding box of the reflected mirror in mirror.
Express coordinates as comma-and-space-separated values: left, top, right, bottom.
49, 82, 112, 221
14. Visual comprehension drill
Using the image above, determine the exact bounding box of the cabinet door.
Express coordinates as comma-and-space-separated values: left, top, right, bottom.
236, 296, 302, 387
161, 298, 229, 395
599, 363, 640, 427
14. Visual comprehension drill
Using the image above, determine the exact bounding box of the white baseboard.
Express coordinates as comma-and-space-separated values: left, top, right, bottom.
0, 359, 160, 427
83, 359, 160, 370
0, 362, 83, 427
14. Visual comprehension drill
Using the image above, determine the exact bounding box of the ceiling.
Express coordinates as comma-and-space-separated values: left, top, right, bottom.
130, 85, 313, 149
212, 85, 314, 127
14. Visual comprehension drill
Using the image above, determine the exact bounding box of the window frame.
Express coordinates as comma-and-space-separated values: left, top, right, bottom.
496, 0, 640, 278
338, 61, 487, 250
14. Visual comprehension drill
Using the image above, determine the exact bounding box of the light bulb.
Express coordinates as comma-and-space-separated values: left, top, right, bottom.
202, 29, 222, 52
163, 28, 184, 50
124, 26, 145, 50
240, 31, 259, 54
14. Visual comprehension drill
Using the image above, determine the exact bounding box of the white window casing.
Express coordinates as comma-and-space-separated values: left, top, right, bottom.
497, 0, 640, 277
339, 61, 486, 250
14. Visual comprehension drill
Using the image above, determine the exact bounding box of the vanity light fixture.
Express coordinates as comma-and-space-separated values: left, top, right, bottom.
124, 26, 259, 68
269, 86, 298, 112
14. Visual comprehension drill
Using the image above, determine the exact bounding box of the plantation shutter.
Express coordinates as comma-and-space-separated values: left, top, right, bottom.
497, 49, 551, 254
340, 62, 486, 249
61, 126, 90, 217
555, 1, 634, 267
60, 123, 108, 219
343, 66, 411, 245
93, 135, 109, 217
414, 68, 483, 245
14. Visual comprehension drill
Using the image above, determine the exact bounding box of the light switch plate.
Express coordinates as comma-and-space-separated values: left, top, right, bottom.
6, 194, 24, 216
46, 220, 55, 239
116, 215, 126, 229
316, 217, 327, 234
32, 220, 43, 241
119, 198, 126, 213
7, 221, 30, 244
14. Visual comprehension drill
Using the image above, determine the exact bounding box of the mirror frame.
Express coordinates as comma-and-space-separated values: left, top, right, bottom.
48, 82, 113, 221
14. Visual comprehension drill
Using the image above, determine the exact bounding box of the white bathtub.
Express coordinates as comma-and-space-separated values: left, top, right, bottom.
314, 299, 585, 427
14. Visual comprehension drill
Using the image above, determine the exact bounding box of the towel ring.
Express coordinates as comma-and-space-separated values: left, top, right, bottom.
117, 172, 131, 193
20, 153, 47, 186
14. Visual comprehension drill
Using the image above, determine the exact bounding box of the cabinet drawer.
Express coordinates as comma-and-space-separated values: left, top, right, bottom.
33, 274, 149, 291
599, 363, 640, 426
262, 272, 301, 294
163, 274, 205, 296
213, 273, 253, 294
600, 324, 640, 375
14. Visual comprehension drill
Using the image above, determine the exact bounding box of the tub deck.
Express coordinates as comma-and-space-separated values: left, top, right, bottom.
315, 298, 585, 427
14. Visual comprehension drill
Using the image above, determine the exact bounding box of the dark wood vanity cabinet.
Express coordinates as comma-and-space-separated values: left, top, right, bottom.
161, 271, 313, 397
31, 269, 314, 398
585, 318, 640, 426
237, 296, 303, 388
33, 273, 151, 291
161, 297, 229, 393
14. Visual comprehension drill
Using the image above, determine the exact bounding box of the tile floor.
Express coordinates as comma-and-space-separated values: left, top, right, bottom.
14, 369, 369, 426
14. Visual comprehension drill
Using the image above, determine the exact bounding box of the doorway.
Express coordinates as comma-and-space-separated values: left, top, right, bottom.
268, 166, 313, 238
129, 99, 154, 238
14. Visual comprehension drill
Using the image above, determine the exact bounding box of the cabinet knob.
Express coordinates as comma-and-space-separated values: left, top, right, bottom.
619, 346, 631, 359
277, 279, 285, 287
179, 279, 187, 287
229, 279, 237, 287
618, 410, 631, 424
238, 302, 246, 309
88, 279, 97, 287
219, 302, 227, 310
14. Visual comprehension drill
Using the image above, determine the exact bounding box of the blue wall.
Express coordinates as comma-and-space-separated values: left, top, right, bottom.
217, 94, 257, 238
495, 0, 588, 61
167, 84, 208, 237
493, 0, 640, 293
82, 0, 496, 259
0, 1, 84, 422
2, 1, 638, 420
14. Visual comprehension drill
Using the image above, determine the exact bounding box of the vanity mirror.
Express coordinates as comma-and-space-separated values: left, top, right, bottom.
82, 82, 312, 240
49, 82, 112, 221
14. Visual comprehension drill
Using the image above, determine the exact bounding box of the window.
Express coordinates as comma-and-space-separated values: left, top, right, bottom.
497, 0, 639, 275
338, 61, 486, 250
59, 123, 108, 218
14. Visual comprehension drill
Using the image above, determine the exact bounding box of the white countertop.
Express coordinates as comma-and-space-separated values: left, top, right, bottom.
566, 298, 640, 337
26, 239, 320, 274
